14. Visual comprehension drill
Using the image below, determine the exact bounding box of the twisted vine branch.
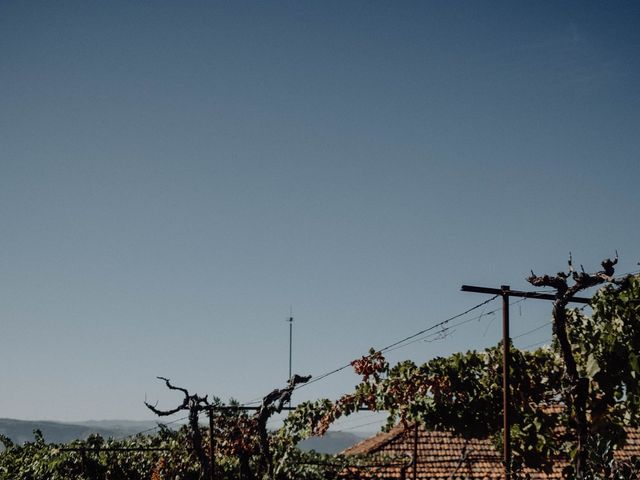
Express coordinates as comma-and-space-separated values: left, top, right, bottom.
527, 254, 619, 478
145, 377, 211, 479
256, 374, 311, 479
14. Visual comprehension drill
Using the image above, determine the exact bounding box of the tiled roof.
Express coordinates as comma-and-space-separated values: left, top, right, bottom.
341, 424, 640, 479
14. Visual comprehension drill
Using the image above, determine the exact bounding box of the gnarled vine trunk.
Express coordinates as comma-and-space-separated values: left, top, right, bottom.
145, 377, 211, 480
528, 255, 618, 478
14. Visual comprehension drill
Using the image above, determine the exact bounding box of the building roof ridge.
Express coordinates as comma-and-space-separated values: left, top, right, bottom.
340, 422, 414, 456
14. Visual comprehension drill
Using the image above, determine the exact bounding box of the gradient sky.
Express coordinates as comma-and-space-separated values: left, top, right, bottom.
1, 1, 639, 428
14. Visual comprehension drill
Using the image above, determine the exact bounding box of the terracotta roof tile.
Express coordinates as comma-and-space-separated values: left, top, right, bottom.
341, 423, 640, 479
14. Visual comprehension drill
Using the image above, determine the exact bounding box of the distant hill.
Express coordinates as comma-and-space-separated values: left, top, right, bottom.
298, 431, 368, 454
0, 418, 160, 445
0, 418, 368, 455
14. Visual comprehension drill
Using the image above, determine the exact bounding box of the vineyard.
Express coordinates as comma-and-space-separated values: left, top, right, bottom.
0, 425, 368, 480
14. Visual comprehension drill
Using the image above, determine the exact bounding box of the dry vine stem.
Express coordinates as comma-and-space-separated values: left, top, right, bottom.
256, 374, 311, 479
527, 254, 620, 479
145, 377, 211, 479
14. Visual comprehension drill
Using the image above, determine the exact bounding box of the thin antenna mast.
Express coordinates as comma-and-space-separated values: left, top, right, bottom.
287, 307, 293, 381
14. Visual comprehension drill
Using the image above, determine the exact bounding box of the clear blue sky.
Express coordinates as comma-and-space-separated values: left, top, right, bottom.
1, 1, 639, 424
